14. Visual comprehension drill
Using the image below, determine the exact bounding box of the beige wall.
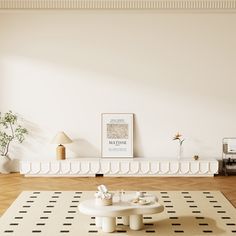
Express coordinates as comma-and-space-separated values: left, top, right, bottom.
0, 10, 236, 160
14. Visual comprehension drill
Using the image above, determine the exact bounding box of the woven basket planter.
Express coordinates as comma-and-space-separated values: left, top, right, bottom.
95, 198, 113, 206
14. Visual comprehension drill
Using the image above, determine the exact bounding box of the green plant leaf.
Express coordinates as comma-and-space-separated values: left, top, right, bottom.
0, 110, 28, 156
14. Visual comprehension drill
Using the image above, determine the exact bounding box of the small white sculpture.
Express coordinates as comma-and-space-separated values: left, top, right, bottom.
95, 185, 113, 205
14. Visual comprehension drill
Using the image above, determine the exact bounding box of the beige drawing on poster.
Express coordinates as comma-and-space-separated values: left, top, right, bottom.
107, 124, 128, 139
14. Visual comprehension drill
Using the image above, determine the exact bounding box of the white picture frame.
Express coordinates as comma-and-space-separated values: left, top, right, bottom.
101, 113, 134, 158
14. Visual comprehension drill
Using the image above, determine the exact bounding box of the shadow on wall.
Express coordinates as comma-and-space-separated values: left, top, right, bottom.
10, 115, 100, 162
9, 113, 141, 161
133, 115, 144, 158
6, 117, 52, 171
9, 117, 53, 164
67, 139, 100, 158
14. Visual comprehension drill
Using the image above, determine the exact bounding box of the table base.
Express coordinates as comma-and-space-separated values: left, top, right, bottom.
95, 215, 143, 232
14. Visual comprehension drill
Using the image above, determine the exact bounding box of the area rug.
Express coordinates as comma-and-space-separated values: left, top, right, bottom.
0, 191, 236, 235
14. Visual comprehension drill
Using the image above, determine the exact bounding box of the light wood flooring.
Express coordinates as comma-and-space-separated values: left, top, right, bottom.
0, 173, 235, 216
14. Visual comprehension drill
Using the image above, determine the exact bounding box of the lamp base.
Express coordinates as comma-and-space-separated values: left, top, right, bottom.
57, 145, 66, 160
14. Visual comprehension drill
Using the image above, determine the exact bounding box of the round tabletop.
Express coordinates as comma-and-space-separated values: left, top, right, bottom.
79, 194, 164, 217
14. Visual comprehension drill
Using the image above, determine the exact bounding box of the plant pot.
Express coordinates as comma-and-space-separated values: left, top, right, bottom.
95, 198, 113, 206
0, 155, 11, 174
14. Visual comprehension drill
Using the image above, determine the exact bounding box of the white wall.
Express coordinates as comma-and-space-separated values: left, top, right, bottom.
0, 10, 236, 160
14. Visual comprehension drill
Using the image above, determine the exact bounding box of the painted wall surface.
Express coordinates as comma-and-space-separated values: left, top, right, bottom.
0, 10, 236, 160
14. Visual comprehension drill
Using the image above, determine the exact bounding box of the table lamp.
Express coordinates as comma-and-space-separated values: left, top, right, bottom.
51, 131, 72, 160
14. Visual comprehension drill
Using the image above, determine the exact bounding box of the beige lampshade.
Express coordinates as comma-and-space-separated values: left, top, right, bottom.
51, 131, 72, 144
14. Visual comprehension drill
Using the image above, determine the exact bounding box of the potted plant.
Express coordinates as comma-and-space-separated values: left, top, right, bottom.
0, 111, 28, 173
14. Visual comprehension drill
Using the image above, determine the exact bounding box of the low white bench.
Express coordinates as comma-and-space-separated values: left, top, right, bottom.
79, 194, 164, 233
20, 158, 219, 177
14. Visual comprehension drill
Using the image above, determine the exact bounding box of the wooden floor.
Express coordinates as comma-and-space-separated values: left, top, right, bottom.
0, 173, 236, 216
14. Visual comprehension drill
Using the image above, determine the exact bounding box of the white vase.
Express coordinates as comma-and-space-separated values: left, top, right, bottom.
178, 145, 183, 160
0, 155, 11, 174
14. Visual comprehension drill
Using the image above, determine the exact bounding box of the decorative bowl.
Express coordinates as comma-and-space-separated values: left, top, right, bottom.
95, 198, 113, 206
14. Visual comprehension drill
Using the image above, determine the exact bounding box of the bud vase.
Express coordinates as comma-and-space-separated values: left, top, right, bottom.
178, 145, 183, 160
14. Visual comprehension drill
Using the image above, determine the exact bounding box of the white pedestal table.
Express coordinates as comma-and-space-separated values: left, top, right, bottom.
79, 194, 164, 233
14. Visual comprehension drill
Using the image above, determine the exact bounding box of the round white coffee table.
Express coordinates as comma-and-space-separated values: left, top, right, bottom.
79, 194, 164, 233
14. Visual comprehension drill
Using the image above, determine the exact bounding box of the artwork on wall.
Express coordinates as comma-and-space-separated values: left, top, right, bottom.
101, 113, 133, 158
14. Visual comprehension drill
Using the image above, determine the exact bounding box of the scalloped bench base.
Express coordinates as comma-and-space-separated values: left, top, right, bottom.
20, 158, 219, 177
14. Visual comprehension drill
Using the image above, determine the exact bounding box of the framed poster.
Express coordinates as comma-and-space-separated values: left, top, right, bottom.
101, 113, 133, 158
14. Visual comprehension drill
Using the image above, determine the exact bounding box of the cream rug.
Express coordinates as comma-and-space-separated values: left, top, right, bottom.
0, 191, 236, 235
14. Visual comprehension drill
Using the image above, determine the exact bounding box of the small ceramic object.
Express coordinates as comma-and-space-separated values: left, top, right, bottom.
131, 198, 139, 204
193, 155, 199, 160
95, 185, 113, 206
136, 191, 145, 198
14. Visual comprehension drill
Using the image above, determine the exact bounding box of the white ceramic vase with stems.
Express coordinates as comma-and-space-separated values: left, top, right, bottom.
178, 144, 183, 160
